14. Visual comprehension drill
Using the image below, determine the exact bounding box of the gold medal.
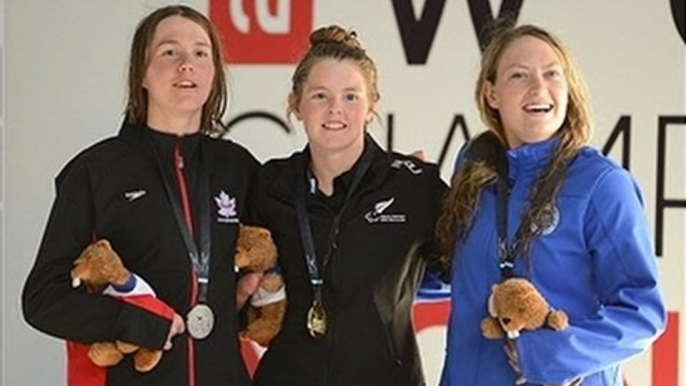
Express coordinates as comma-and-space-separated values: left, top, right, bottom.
306, 302, 327, 338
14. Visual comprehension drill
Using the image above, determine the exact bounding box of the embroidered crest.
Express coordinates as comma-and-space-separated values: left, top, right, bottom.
531, 204, 560, 236
364, 197, 407, 224
215, 190, 239, 223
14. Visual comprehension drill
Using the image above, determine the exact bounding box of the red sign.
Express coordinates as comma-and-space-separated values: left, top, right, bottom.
209, 0, 313, 64
651, 311, 679, 386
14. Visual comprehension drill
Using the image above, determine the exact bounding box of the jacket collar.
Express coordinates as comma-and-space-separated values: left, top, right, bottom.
268, 134, 392, 204
506, 136, 559, 180
118, 120, 202, 162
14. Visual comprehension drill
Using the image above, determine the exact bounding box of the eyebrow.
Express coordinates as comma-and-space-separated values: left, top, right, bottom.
304, 85, 327, 92
504, 61, 562, 71
153, 39, 211, 49
305, 84, 364, 92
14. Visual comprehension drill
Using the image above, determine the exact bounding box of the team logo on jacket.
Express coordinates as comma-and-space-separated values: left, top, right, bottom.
215, 190, 239, 224
531, 204, 560, 236
124, 189, 147, 202
391, 159, 423, 175
364, 197, 407, 224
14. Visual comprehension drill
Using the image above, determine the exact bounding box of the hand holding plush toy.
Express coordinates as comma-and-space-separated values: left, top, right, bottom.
481, 278, 569, 385
71, 239, 171, 372
481, 277, 568, 340
235, 225, 286, 346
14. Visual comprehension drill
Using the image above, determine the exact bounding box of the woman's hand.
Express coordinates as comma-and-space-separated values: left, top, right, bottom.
163, 313, 186, 350
236, 272, 263, 310
410, 149, 428, 161
548, 378, 583, 386
504, 340, 584, 386
504, 340, 526, 384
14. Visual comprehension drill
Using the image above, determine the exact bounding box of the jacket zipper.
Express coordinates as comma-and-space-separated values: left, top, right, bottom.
322, 208, 337, 386
379, 313, 400, 365
174, 142, 197, 386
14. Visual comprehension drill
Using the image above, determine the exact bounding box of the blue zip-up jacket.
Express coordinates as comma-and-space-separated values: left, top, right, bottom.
439, 138, 666, 386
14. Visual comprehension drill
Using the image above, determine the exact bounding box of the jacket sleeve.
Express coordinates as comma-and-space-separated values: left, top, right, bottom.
516, 168, 667, 384
420, 165, 451, 293
238, 145, 262, 225
244, 164, 271, 228
21, 156, 171, 349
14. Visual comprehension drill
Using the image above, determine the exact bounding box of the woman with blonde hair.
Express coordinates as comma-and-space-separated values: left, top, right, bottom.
436, 24, 665, 386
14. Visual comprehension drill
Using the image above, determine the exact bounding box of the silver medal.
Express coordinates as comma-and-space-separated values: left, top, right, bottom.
187, 304, 214, 340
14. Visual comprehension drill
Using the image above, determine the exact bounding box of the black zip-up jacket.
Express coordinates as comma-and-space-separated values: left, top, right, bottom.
251, 136, 448, 386
22, 122, 258, 386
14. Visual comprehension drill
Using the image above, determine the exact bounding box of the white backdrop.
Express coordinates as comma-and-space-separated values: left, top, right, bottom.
0, 0, 5, 379
2, 1, 685, 385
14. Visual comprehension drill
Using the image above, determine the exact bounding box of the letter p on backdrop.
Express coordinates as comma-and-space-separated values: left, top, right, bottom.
210, 0, 313, 64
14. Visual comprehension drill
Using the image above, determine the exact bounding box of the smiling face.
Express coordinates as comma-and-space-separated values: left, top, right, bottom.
484, 35, 569, 148
143, 15, 215, 131
292, 58, 376, 157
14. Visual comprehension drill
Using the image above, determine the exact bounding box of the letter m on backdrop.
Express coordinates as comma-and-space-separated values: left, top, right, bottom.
210, 0, 313, 64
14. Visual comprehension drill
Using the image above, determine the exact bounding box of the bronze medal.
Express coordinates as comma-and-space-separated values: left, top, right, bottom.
306, 303, 327, 338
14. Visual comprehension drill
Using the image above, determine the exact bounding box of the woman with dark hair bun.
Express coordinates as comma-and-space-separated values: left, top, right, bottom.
249, 24, 447, 386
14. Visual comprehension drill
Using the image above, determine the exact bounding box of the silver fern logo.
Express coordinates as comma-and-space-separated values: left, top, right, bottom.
364, 197, 406, 224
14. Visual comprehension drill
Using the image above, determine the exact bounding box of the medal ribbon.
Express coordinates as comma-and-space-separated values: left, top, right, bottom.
489, 144, 569, 280
174, 145, 195, 236
152, 137, 212, 304
295, 144, 373, 307
459, 132, 570, 280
